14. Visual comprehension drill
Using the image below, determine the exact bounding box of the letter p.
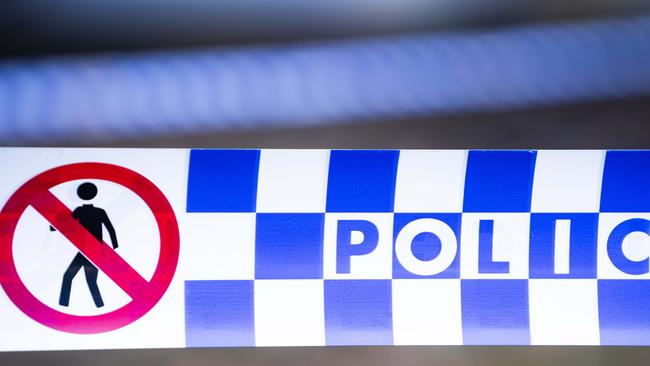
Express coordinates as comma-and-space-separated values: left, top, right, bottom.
336, 220, 379, 273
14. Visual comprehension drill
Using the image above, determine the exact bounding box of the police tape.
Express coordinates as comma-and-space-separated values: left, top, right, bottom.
1, 148, 650, 351
1, 15, 650, 143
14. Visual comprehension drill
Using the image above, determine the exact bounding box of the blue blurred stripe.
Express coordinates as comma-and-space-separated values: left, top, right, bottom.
1, 16, 650, 142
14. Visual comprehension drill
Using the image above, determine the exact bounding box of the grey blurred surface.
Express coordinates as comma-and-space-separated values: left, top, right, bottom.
3, 0, 650, 57
123, 98, 650, 150
2, 346, 650, 366
12, 96, 650, 150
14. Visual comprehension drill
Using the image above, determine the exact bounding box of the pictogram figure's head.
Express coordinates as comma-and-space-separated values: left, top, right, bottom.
77, 182, 97, 201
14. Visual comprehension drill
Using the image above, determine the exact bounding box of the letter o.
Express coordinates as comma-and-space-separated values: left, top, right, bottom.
395, 218, 457, 276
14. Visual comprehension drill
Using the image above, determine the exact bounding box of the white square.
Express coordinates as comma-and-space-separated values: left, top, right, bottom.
531, 150, 604, 212
256, 149, 329, 212
394, 150, 467, 213
254, 280, 325, 346
529, 279, 600, 345
460, 213, 530, 279
179, 213, 255, 280
323, 213, 393, 279
598, 213, 650, 279
392, 279, 462, 345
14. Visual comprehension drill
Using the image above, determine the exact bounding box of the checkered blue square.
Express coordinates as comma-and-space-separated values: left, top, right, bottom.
186, 149, 260, 212
326, 150, 399, 212
255, 213, 324, 279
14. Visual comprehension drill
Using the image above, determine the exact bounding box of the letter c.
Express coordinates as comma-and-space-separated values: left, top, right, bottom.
607, 218, 650, 275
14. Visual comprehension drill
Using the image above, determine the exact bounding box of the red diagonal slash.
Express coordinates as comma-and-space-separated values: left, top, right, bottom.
30, 190, 148, 300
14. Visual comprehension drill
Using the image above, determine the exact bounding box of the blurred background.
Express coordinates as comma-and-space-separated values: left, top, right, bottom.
2, 0, 650, 148
1, 0, 650, 364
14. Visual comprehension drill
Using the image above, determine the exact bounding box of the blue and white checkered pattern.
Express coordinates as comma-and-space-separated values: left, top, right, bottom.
182, 149, 650, 346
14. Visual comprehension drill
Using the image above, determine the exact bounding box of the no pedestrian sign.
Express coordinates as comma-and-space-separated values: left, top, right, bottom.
1, 148, 650, 350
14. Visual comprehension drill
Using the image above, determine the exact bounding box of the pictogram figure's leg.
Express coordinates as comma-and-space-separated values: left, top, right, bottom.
59, 253, 85, 306
84, 262, 104, 308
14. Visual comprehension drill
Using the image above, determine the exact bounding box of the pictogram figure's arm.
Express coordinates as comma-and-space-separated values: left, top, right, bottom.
101, 210, 119, 249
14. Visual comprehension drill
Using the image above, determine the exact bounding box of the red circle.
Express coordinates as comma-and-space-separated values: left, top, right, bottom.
0, 163, 180, 334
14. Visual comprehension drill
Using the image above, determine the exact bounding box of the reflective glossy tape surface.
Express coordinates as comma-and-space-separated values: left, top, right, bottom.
1, 148, 650, 350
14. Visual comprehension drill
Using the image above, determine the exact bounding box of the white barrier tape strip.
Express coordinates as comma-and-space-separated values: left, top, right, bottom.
1, 15, 650, 142
2, 148, 650, 351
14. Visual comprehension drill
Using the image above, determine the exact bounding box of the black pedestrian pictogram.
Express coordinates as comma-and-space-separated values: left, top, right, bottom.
57, 182, 119, 308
